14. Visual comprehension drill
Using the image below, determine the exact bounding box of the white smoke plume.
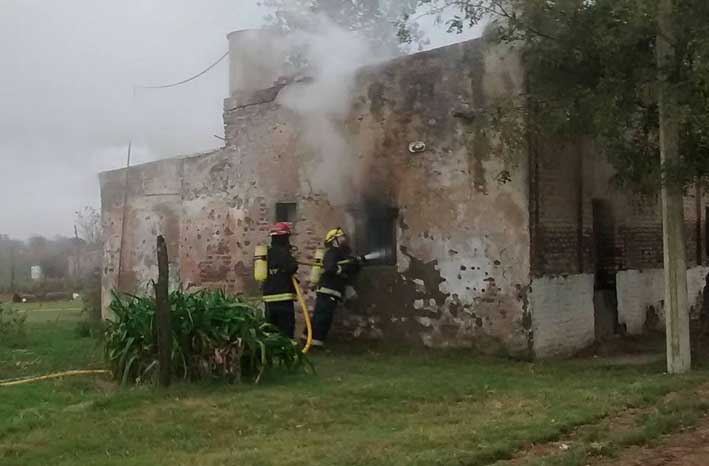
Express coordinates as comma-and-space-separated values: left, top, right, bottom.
276, 15, 390, 205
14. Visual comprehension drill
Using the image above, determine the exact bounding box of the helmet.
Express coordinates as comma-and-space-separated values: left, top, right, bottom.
270, 222, 291, 236
325, 228, 346, 245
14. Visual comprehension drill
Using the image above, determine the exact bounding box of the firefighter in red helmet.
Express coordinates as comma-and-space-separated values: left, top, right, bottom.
262, 222, 298, 338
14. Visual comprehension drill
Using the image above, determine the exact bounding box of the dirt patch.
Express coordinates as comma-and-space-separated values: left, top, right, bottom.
594, 415, 709, 466
492, 407, 645, 466
492, 383, 709, 466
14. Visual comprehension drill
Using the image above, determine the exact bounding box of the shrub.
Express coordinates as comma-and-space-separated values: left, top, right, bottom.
0, 304, 27, 347
81, 269, 102, 322
105, 289, 310, 385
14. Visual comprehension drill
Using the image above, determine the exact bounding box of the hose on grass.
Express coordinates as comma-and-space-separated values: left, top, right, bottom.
292, 277, 313, 354
0, 370, 111, 387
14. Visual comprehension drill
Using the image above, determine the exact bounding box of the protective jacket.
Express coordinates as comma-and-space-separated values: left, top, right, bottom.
316, 246, 360, 301
262, 242, 298, 302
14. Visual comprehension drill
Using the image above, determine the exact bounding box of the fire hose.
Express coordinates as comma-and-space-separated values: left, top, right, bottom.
0, 369, 111, 387
292, 277, 313, 354
297, 250, 386, 268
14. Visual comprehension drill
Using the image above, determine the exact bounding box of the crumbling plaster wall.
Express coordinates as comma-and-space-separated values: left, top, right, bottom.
100, 157, 185, 316
617, 266, 709, 335
335, 38, 531, 355
220, 37, 532, 354
529, 275, 594, 357
100, 37, 535, 355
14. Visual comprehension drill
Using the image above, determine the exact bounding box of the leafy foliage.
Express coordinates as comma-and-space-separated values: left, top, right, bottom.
74, 206, 102, 246
261, 0, 426, 54
406, 0, 709, 192
105, 289, 310, 385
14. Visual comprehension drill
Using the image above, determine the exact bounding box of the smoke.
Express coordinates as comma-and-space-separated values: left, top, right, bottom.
276, 15, 389, 206
0, 0, 265, 239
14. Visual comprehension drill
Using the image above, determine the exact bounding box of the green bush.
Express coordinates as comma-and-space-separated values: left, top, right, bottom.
105, 289, 310, 385
81, 270, 102, 321
0, 304, 27, 347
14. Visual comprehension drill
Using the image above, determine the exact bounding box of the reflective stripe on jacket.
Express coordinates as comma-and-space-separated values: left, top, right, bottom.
263, 292, 297, 303
316, 287, 343, 300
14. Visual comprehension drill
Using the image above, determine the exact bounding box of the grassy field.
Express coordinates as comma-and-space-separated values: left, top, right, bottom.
1, 304, 709, 466
2, 299, 83, 323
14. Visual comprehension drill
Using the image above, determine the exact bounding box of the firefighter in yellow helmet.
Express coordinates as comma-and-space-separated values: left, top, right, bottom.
304, 228, 363, 348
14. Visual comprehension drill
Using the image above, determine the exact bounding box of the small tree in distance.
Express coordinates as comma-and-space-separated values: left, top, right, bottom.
74, 206, 102, 247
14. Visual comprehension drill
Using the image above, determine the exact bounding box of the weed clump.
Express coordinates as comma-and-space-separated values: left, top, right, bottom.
0, 303, 27, 347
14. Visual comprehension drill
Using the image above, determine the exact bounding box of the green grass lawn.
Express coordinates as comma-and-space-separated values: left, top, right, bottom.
9, 299, 83, 321
1, 305, 708, 466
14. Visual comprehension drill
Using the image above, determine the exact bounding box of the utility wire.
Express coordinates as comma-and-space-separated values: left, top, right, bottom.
134, 50, 229, 90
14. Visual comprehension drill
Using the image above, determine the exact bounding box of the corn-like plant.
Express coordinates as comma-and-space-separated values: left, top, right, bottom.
105, 289, 310, 385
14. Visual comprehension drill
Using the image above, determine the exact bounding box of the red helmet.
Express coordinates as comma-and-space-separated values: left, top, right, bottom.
269, 222, 291, 236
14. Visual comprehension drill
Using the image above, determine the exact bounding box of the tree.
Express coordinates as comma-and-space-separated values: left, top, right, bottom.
404, 0, 709, 372
261, 0, 426, 55
25, 235, 77, 281
0, 235, 26, 292
403, 0, 709, 187
74, 206, 102, 246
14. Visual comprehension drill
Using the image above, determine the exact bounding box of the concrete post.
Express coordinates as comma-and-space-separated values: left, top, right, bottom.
657, 0, 691, 373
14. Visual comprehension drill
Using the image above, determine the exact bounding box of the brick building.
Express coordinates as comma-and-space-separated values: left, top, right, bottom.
100, 30, 709, 358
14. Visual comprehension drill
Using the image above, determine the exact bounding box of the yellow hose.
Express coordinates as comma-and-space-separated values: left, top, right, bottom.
292, 277, 313, 353
0, 369, 111, 387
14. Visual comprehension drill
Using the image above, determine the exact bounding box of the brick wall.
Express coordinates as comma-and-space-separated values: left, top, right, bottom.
531, 140, 709, 278
531, 139, 593, 276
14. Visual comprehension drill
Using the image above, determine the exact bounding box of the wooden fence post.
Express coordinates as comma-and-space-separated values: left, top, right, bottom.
155, 235, 172, 387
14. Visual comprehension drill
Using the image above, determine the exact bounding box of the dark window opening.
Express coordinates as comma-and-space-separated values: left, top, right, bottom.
354, 207, 398, 266
592, 199, 619, 339
275, 202, 297, 224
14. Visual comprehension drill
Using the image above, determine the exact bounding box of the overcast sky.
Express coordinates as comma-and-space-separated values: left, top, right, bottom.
0, 0, 479, 239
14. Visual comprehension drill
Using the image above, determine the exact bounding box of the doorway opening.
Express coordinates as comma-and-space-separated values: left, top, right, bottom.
592, 199, 619, 339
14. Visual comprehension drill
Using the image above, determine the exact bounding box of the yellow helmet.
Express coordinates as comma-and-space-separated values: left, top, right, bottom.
325, 228, 346, 245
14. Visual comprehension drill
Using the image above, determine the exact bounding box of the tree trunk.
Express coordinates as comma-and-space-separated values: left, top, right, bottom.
657, 0, 691, 373
154, 235, 172, 386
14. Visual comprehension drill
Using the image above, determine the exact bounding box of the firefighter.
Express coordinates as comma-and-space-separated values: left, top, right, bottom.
307, 228, 362, 347
262, 222, 299, 338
